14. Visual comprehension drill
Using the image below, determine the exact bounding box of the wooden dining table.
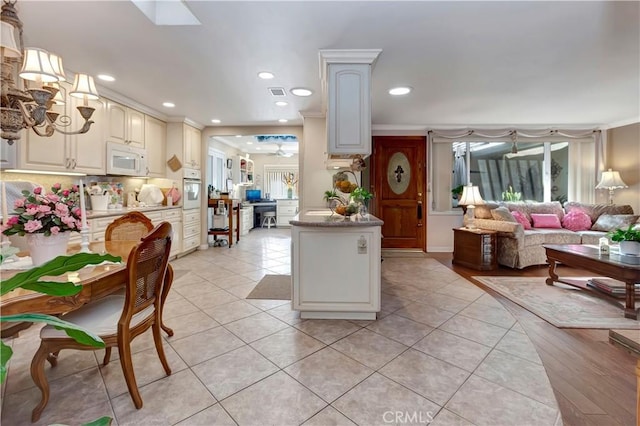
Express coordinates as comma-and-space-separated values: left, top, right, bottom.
0, 240, 174, 337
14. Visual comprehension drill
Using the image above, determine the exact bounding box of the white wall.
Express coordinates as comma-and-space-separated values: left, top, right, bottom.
300, 116, 338, 211
608, 123, 640, 212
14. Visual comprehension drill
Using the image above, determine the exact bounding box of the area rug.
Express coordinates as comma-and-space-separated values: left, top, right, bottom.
473, 276, 640, 329
246, 275, 291, 300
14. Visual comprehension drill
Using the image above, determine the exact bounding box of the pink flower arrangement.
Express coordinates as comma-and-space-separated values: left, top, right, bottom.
1, 184, 84, 237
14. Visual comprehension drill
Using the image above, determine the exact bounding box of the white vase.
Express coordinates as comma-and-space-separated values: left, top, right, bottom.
26, 232, 71, 266
619, 240, 640, 256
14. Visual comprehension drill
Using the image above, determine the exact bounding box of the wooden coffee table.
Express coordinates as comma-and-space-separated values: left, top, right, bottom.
544, 244, 640, 320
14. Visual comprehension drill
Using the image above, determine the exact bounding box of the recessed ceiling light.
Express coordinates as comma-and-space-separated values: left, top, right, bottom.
97, 74, 115, 82
278, 119, 288, 123
235, 135, 242, 138
246, 142, 253, 145
258, 71, 275, 79
162, 102, 175, 108
389, 87, 411, 96
256, 147, 261, 150
291, 87, 313, 97
211, 119, 221, 124
275, 101, 288, 107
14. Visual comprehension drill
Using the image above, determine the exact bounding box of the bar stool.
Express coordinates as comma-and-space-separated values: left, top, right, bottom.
262, 211, 277, 228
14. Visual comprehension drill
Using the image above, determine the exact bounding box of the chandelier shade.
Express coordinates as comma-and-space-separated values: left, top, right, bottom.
70, 74, 99, 100
19, 48, 59, 82
0, 20, 19, 57
48, 53, 66, 82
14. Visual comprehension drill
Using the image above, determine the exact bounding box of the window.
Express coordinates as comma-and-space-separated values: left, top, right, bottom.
264, 165, 299, 199
207, 148, 226, 193
431, 138, 595, 212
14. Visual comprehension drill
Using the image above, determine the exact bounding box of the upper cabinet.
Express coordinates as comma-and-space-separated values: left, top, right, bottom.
320, 49, 381, 158
145, 115, 167, 177
106, 100, 145, 148
184, 124, 201, 169
18, 82, 106, 175
166, 122, 202, 175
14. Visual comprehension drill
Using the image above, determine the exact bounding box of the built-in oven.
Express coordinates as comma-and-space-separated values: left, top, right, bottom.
183, 168, 202, 210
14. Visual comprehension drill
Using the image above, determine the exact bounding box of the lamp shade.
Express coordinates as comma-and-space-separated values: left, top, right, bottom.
595, 169, 627, 190
19, 48, 59, 83
69, 74, 99, 100
458, 184, 485, 206
0, 21, 20, 58
48, 53, 66, 82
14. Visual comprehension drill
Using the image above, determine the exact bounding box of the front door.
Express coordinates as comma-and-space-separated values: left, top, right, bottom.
371, 136, 426, 250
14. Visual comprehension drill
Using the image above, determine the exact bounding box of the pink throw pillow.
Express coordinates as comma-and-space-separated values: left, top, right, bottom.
531, 213, 562, 229
511, 210, 531, 230
561, 210, 592, 231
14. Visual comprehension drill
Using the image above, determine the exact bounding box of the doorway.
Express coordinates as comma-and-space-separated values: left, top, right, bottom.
371, 136, 426, 250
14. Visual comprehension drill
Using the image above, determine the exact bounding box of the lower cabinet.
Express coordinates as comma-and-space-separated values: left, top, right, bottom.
85, 207, 186, 257
240, 206, 253, 236
276, 199, 299, 227
182, 208, 201, 253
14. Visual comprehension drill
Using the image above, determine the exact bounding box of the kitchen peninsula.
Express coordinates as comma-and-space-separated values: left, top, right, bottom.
290, 211, 383, 320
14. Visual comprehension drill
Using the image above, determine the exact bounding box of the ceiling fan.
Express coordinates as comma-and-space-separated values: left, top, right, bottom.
273, 143, 293, 157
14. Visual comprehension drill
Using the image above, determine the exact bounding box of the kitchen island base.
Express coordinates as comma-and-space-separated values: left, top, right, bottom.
291, 212, 383, 320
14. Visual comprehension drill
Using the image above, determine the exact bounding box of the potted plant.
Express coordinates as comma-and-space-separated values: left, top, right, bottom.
502, 185, 522, 202
608, 225, 640, 255
2, 184, 85, 266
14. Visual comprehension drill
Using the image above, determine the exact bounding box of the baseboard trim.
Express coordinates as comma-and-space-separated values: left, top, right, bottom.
382, 249, 427, 258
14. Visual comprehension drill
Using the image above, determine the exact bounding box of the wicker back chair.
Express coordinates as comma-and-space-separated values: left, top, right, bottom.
30, 222, 173, 422
105, 211, 154, 241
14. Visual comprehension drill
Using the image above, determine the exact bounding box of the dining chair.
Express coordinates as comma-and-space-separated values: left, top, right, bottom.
105, 211, 155, 241
30, 222, 173, 422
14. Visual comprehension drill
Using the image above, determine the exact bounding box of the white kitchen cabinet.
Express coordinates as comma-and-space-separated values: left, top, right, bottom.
240, 205, 254, 236
276, 199, 298, 227
182, 208, 201, 253
106, 100, 145, 148
166, 122, 201, 173
291, 215, 382, 320
19, 85, 106, 175
145, 115, 167, 177
184, 124, 201, 169
162, 209, 182, 257
326, 63, 371, 157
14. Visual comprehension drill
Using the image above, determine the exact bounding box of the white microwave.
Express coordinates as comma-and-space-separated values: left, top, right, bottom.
106, 142, 148, 176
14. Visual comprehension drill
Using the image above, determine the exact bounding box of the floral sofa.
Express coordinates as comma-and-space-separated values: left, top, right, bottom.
468, 201, 638, 269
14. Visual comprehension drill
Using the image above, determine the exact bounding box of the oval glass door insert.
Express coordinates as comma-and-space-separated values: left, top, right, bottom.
387, 152, 410, 195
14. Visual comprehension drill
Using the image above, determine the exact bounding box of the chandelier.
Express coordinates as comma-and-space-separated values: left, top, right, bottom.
0, 0, 98, 143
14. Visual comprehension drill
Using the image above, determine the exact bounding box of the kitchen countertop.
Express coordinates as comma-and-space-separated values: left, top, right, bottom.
87, 205, 181, 219
290, 210, 383, 227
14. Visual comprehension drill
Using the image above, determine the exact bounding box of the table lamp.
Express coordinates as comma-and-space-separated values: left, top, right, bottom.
459, 183, 485, 229
595, 168, 627, 204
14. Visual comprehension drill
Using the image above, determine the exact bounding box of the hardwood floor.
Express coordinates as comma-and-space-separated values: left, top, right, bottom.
429, 253, 638, 426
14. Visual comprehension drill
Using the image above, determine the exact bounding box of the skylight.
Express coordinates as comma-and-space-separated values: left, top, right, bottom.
132, 0, 201, 26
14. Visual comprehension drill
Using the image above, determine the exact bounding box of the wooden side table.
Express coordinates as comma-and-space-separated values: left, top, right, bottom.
207, 198, 241, 247
452, 227, 497, 270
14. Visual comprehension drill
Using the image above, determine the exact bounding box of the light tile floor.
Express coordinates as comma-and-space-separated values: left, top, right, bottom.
1, 228, 563, 426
